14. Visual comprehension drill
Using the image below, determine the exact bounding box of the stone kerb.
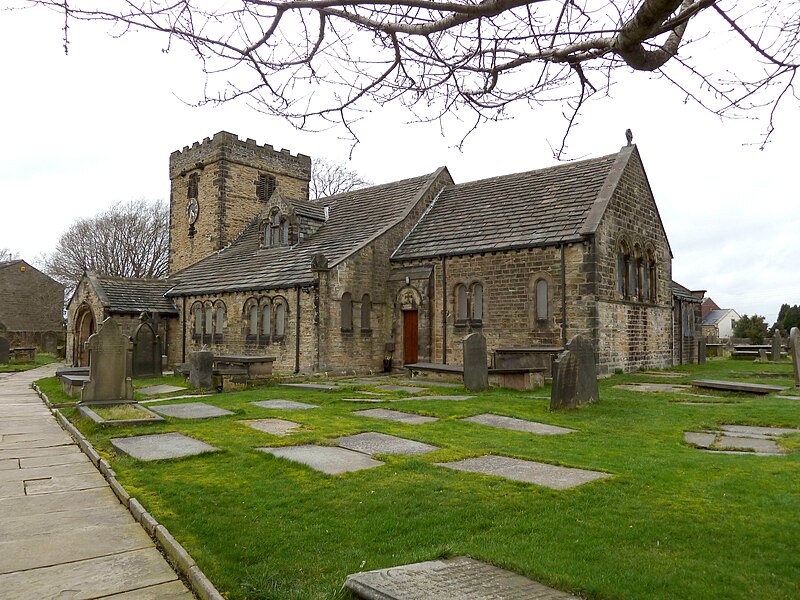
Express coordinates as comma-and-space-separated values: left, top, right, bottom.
551, 334, 599, 410
790, 327, 800, 387
462, 333, 488, 392
81, 318, 134, 404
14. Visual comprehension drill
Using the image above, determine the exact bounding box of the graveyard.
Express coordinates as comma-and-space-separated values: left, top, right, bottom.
37, 355, 800, 600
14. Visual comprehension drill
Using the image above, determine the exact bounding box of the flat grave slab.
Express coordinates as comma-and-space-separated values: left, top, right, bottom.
353, 408, 439, 425
279, 383, 338, 391
436, 455, 610, 489
614, 383, 692, 393
239, 418, 301, 436
345, 555, 580, 600
683, 424, 799, 455
461, 414, 576, 435
137, 385, 187, 395
341, 397, 386, 403
397, 378, 461, 388
636, 371, 686, 378
251, 400, 319, 410
336, 432, 439, 456
721, 424, 800, 436
716, 435, 782, 453
150, 402, 234, 419
775, 395, 800, 400
140, 393, 211, 404
111, 432, 219, 461
257, 445, 383, 474
392, 395, 474, 402
691, 379, 787, 394
376, 384, 428, 394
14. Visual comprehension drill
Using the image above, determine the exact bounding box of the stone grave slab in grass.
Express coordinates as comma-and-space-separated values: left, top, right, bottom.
353, 408, 439, 425
397, 378, 461, 389
461, 414, 576, 435
376, 384, 428, 394
614, 383, 693, 393
251, 400, 319, 410
111, 433, 219, 461
239, 418, 301, 436
436, 455, 610, 489
636, 371, 685, 378
151, 402, 234, 419
137, 385, 187, 395
691, 379, 787, 394
340, 397, 386, 403
683, 424, 800, 455
345, 555, 581, 600
336, 432, 439, 456
257, 445, 383, 474
78, 403, 166, 426
391, 395, 474, 402
721, 424, 800, 436
279, 383, 338, 391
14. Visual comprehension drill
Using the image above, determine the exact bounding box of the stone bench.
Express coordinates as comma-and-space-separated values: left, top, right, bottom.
405, 362, 545, 390
493, 346, 563, 378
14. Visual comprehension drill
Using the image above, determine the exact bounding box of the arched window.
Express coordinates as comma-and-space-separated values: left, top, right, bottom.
269, 209, 281, 247
192, 303, 203, 339
361, 294, 371, 332
204, 304, 214, 336
187, 172, 199, 199
214, 302, 226, 342
256, 173, 276, 202
261, 300, 272, 343
647, 250, 657, 303
341, 292, 353, 331
536, 279, 548, 321
280, 219, 289, 245
243, 299, 259, 340
618, 240, 631, 298
470, 283, 483, 323
274, 298, 287, 339
455, 284, 468, 324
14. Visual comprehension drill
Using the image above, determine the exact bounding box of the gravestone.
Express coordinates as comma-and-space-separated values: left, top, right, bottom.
462, 332, 488, 392
189, 347, 214, 389
758, 348, 768, 362
550, 334, 599, 410
81, 318, 134, 403
772, 330, 782, 361
790, 327, 800, 386
698, 338, 706, 364
0, 336, 9, 365
132, 312, 162, 378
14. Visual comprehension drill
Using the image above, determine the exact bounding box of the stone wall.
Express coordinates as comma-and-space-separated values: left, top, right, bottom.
0, 261, 64, 352
168, 131, 312, 274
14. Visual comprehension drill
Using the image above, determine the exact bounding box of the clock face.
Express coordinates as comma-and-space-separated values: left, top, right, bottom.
186, 199, 199, 225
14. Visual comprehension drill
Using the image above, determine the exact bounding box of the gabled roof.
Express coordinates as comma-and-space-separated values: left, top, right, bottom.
87, 273, 178, 314
167, 169, 449, 296
0, 260, 22, 271
392, 149, 632, 260
703, 308, 740, 326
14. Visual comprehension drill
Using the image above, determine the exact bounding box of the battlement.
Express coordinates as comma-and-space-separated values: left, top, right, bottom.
169, 131, 311, 177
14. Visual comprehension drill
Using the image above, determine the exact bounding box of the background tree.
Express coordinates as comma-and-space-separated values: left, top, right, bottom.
311, 159, 372, 200
44, 199, 169, 293
732, 314, 770, 344
773, 303, 800, 334
24, 0, 800, 153
0, 248, 19, 261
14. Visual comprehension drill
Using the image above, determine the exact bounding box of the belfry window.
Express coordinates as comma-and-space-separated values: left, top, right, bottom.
256, 174, 277, 202
187, 173, 199, 199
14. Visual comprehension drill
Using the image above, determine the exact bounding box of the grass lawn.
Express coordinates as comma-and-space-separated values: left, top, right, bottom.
0, 353, 59, 373
47, 358, 800, 600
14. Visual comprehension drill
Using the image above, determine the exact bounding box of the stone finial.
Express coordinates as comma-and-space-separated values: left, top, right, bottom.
625, 128, 633, 146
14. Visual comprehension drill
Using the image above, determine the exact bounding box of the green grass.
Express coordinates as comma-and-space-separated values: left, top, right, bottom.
34, 376, 76, 405
59, 360, 800, 600
0, 353, 59, 372
91, 404, 155, 421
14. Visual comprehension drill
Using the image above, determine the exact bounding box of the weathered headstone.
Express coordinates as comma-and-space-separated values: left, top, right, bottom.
550, 334, 599, 410
0, 336, 9, 365
758, 348, 768, 362
81, 318, 134, 403
698, 338, 706, 364
41, 331, 59, 354
132, 313, 162, 378
790, 327, 800, 387
189, 347, 214, 389
772, 330, 782, 362
462, 332, 488, 392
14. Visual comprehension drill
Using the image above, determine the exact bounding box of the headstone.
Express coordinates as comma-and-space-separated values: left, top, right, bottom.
758, 348, 768, 362
189, 347, 214, 389
0, 336, 8, 365
550, 334, 599, 410
771, 330, 782, 361
698, 338, 706, 364
41, 331, 59, 354
791, 327, 800, 387
462, 332, 488, 392
132, 313, 162, 378
80, 318, 134, 404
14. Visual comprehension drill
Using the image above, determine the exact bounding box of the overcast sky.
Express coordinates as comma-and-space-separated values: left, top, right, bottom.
1, 6, 796, 325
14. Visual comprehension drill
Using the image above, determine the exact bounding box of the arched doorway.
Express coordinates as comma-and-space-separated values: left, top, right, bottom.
74, 305, 96, 366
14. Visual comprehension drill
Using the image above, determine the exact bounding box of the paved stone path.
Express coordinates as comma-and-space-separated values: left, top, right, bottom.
0, 364, 193, 599
346, 556, 580, 599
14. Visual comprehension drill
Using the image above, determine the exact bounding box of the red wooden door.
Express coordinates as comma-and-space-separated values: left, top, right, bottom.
403, 310, 419, 365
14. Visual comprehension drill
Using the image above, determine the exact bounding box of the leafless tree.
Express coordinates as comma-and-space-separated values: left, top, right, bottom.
43, 199, 169, 293
22, 1, 800, 154
311, 158, 372, 199
0, 248, 19, 262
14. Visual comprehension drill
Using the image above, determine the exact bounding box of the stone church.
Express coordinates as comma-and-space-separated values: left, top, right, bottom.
67, 130, 701, 375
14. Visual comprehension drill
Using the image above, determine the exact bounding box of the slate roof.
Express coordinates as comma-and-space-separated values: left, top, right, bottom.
391, 152, 622, 260
89, 273, 178, 314
702, 309, 736, 326
672, 281, 704, 303
167, 170, 447, 296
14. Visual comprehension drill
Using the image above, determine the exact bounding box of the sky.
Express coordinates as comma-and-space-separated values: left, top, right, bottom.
0, 6, 796, 325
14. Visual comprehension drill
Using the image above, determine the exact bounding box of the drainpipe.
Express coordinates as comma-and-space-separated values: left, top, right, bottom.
560, 244, 568, 347
678, 301, 684, 365
441, 255, 447, 364
181, 296, 186, 364
295, 286, 301, 373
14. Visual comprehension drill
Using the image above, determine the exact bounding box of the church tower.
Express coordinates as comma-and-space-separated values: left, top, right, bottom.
168, 131, 312, 274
